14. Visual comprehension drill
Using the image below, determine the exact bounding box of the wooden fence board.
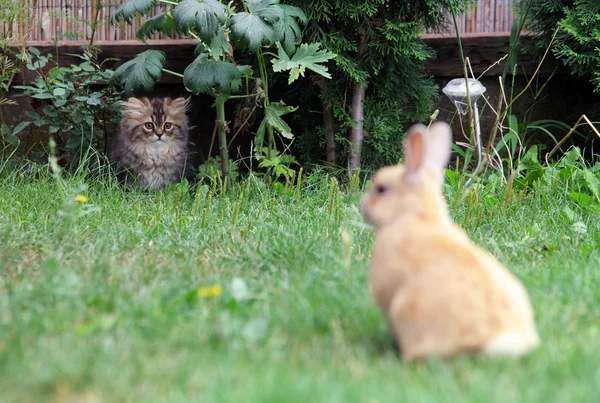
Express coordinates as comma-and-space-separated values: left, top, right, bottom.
3, 1, 515, 42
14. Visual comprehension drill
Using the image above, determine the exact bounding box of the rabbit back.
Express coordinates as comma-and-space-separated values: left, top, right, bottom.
371, 220, 539, 360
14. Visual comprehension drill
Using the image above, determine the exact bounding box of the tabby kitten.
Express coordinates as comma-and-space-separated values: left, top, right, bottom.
109, 97, 190, 190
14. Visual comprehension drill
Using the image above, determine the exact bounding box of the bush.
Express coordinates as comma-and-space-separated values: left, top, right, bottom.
288, 0, 473, 173
13, 47, 123, 163
518, 0, 600, 93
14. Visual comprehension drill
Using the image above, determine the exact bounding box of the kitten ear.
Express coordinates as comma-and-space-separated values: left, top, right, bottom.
167, 97, 190, 115
125, 97, 150, 118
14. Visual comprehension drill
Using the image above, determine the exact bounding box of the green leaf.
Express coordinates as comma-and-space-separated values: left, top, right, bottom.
12, 121, 31, 136
255, 118, 267, 151
271, 42, 336, 84
246, 0, 283, 23
48, 68, 61, 80
53, 88, 66, 97
112, 50, 165, 95
264, 102, 297, 139
583, 169, 600, 202
272, 5, 306, 55
137, 11, 173, 42
209, 28, 229, 58
28, 46, 40, 57
173, 0, 227, 43
113, 0, 156, 23
569, 192, 595, 207
49, 125, 60, 134
183, 53, 241, 95
86, 97, 102, 106
26, 110, 41, 120
80, 62, 96, 72
230, 12, 275, 52
31, 93, 54, 99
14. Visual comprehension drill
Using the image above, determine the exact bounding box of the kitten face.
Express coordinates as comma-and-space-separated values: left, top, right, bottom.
109, 96, 191, 190
123, 97, 189, 149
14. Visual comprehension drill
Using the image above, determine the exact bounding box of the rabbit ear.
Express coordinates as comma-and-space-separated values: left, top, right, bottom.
402, 122, 452, 184
423, 121, 452, 172
403, 124, 428, 179
404, 124, 427, 174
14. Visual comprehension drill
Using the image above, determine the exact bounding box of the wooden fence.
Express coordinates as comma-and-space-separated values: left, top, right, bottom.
2, 0, 515, 43
427, 0, 515, 35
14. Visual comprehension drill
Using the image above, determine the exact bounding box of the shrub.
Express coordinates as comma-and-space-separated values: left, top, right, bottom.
13, 47, 123, 163
518, 0, 600, 93
288, 0, 473, 174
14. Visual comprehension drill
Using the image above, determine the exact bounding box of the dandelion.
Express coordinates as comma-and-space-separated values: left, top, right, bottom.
75, 194, 88, 203
198, 285, 223, 298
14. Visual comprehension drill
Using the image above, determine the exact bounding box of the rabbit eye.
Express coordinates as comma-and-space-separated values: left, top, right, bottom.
375, 185, 387, 195
144, 122, 154, 130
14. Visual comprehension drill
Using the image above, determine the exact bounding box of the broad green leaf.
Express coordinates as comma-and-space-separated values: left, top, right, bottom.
230, 12, 275, 52
271, 42, 336, 84
569, 192, 595, 207
48, 68, 60, 80
112, 50, 165, 96
173, 0, 227, 43
210, 28, 229, 58
264, 102, 297, 139
31, 93, 54, 99
12, 121, 31, 136
583, 169, 600, 202
26, 111, 41, 120
246, 0, 284, 23
272, 5, 306, 55
183, 54, 241, 95
86, 97, 102, 106
137, 11, 174, 42
113, 0, 156, 23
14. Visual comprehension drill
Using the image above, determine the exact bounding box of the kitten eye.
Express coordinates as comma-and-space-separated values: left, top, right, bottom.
144, 122, 154, 130
164, 122, 172, 130
375, 184, 387, 195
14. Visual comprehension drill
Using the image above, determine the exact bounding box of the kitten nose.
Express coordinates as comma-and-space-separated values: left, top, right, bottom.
156, 132, 163, 139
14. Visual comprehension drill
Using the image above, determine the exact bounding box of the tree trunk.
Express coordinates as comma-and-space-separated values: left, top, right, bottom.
348, 81, 366, 175
322, 100, 336, 168
348, 34, 368, 176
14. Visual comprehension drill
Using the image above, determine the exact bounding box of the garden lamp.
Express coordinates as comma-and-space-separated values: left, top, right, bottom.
442, 78, 487, 186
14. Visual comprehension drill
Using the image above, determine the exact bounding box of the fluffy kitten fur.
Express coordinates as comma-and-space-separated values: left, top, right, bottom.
109, 97, 190, 190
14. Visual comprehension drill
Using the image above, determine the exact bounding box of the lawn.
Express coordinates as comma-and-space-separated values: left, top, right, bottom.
0, 165, 599, 402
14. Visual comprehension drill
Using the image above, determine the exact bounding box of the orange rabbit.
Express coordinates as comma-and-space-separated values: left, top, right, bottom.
361, 121, 539, 360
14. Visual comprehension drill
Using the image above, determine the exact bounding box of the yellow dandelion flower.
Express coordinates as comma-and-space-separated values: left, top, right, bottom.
75, 194, 89, 203
198, 285, 223, 298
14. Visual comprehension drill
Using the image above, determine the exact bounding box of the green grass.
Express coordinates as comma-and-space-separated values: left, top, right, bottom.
0, 165, 599, 403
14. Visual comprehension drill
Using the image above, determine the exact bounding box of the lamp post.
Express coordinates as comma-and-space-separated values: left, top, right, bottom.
442, 78, 487, 186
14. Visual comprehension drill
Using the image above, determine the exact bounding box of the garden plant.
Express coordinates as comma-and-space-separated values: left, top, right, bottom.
1, 0, 600, 402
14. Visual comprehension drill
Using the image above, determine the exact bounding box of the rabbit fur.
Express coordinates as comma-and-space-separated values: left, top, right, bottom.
361, 121, 540, 360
